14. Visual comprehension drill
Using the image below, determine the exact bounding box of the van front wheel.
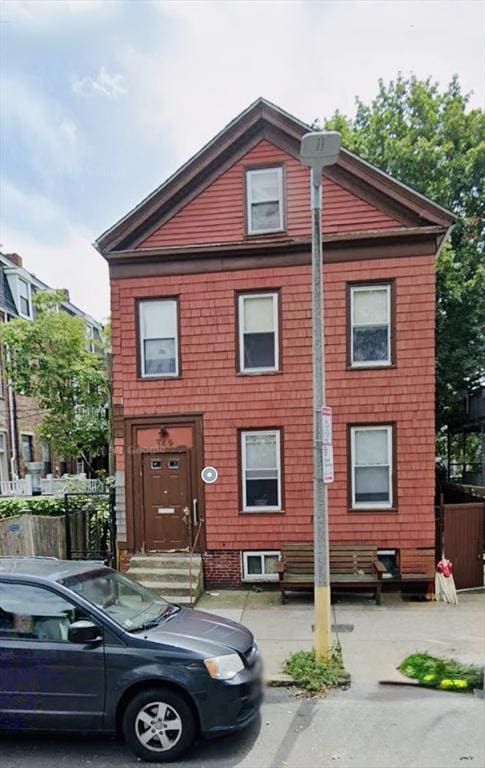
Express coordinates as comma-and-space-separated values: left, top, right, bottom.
122, 687, 195, 762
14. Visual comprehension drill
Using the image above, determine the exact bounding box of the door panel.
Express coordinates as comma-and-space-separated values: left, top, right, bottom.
443, 503, 484, 589
142, 451, 191, 551
0, 582, 105, 731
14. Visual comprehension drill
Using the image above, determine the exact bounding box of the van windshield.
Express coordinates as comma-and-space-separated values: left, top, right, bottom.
64, 569, 170, 631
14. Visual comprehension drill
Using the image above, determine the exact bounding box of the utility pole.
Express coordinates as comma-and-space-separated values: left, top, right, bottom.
300, 131, 341, 660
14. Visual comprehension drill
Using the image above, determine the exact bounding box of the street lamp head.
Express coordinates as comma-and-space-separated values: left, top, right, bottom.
300, 131, 341, 174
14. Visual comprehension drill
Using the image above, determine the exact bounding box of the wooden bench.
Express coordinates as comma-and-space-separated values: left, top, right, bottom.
276, 543, 386, 605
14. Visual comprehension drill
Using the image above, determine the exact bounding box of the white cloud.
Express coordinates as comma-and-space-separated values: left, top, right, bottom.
72, 66, 127, 99
0, 223, 109, 322
122, 0, 484, 168
1, 77, 81, 176
0, 183, 108, 321
0, 0, 115, 26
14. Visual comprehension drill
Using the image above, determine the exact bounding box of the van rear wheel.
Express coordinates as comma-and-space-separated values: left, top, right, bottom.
122, 687, 195, 762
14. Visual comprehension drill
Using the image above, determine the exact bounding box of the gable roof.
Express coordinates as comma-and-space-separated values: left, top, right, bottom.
95, 97, 455, 257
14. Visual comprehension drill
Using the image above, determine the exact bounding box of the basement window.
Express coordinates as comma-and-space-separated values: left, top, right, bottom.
242, 551, 280, 582
377, 549, 399, 579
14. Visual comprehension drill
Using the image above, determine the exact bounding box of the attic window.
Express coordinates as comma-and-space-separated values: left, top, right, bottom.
246, 167, 283, 235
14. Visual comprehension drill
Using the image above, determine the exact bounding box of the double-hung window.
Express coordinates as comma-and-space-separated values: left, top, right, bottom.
139, 298, 179, 377
350, 425, 393, 509
246, 167, 283, 234
350, 284, 391, 367
18, 278, 32, 318
241, 430, 282, 511
238, 292, 279, 373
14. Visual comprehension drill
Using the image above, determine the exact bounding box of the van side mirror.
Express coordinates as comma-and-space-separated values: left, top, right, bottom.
68, 620, 102, 645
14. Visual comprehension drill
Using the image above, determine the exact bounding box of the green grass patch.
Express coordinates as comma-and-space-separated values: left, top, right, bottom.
283, 645, 349, 693
399, 653, 484, 692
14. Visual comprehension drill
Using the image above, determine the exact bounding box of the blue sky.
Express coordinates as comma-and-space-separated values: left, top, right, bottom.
1, 0, 483, 321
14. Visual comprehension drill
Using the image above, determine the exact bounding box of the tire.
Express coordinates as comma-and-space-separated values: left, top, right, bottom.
122, 687, 195, 763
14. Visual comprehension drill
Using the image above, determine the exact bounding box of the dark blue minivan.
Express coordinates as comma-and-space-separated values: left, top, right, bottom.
0, 557, 263, 762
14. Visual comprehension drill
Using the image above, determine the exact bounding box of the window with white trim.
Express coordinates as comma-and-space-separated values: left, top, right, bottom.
246, 167, 283, 234
0, 431, 8, 483
239, 292, 279, 373
350, 284, 391, 366
139, 299, 179, 377
242, 551, 280, 582
351, 425, 393, 509
18, 278, 32, 318
20, 433, 34, 464
241, 430, 281, 511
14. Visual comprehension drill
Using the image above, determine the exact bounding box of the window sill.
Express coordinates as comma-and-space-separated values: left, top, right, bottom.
244, 229, 287, 239
346, 363, 396, 372
348, 508, 398, 514
236, 370, 282, 377
239, 510, 286, 516
138, 374, 182, 381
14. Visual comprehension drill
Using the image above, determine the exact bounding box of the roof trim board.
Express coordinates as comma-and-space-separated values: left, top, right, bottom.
95, 97, 455, 257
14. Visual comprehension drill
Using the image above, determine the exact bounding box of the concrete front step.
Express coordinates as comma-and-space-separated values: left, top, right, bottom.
126, 553, 203, 606
127, 568, 200, 583
132, 581, 197, 596
128, 555, 201, 568
127, 559, 200, 568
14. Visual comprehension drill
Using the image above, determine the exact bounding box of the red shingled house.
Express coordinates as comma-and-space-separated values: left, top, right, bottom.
96, 98, 454, 593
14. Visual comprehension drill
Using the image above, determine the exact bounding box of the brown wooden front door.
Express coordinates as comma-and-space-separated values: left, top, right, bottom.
142, 451, 191, 551
443, 502, 484, 589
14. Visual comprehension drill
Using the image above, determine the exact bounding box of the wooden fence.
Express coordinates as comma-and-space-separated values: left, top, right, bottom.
0, 514, 66, 559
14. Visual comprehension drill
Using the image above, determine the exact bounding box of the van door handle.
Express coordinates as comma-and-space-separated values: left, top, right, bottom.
192, 499, 198, 526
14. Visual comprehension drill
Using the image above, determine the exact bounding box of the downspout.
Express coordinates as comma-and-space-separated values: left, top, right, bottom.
4, 311, 18, 479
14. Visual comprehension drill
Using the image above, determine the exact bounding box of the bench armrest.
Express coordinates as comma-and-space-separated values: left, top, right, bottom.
373, 560, 386, 578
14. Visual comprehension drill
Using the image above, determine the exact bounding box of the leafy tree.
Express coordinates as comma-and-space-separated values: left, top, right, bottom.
324, 74, 485, 429
0, 290, 108, 467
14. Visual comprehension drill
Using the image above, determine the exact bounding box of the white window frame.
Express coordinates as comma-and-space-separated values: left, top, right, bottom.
86, 323, 96, 352
20, 432, 34, 465
242, 550, 281, 582
139, 298, 179, 379
238, 292, 279, 374
246, 167, 284, 235
0, 430, 8, 483
350, 284, 391, 367
241, 429, 282, 512
17, 277, 32, 319
351, 425, 393, 509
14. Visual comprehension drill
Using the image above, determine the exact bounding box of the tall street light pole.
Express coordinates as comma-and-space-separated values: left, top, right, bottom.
300, 131, 341, 660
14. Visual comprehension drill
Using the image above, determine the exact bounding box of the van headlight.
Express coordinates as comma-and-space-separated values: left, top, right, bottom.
204, 653, 244, 680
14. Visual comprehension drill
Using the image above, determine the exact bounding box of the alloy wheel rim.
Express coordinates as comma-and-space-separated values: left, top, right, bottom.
135, 701, 183, 752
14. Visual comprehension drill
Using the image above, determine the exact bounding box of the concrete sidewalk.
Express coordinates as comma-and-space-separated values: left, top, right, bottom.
198, 589, 485, 686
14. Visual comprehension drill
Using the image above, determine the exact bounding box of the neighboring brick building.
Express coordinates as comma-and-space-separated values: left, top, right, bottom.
96, 99, 454, 587
0, 252, 102, 486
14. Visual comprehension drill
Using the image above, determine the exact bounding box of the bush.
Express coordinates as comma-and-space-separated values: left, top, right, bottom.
399, 653, 484, 692
0, 497, 64, 519
283, 645, 348, 692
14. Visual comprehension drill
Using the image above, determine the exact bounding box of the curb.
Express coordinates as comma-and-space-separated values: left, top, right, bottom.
265, 674, 300, 687
266, 672, 351, 688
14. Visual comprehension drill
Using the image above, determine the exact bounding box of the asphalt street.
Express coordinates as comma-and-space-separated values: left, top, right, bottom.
2, 684, 484, 768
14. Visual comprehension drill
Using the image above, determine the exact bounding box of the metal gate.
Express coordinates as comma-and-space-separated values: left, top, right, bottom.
64, 490, 116, 568
442, 502, 484, 589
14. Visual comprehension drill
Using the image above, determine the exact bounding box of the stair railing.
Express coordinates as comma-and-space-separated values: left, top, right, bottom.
188, 504, 205, 606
